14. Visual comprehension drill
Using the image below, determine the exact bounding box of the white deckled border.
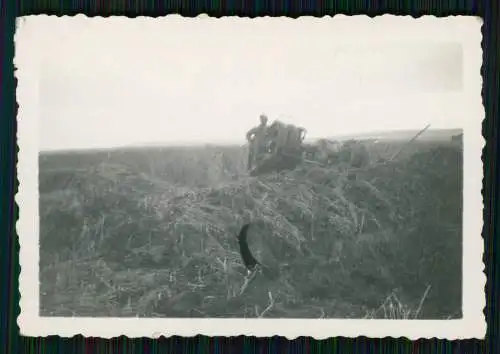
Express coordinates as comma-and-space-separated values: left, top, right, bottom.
15, 14, 486, 339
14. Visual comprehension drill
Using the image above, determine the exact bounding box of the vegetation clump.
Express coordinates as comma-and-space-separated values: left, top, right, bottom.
39, 140, 462, 319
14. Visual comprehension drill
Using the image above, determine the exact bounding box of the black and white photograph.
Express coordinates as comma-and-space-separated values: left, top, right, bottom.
16, 15, 485, 339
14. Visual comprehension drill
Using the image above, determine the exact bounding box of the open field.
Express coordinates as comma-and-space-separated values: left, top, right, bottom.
39, 134, 463, 319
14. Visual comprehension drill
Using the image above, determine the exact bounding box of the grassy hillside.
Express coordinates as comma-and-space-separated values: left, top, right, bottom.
39, 137, 463, 319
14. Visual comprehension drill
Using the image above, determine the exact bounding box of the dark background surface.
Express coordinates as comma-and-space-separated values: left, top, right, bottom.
2, 0, 499, 353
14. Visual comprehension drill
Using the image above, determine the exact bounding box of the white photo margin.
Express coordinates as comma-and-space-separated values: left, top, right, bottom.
15, 14, 486, 339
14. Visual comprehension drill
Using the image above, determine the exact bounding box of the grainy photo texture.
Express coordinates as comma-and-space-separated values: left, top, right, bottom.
16, 15, 485, 339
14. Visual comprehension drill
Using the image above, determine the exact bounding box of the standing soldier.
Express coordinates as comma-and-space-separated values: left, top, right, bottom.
246, 114, 269, 170
314, 139, 342, 165
340, 140, 370, 168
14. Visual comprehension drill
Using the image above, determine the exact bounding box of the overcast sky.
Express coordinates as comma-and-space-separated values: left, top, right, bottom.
19, 16, 475, 151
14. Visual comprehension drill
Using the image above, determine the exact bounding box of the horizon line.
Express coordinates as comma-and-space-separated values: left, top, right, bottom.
39, 127, 462, 154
